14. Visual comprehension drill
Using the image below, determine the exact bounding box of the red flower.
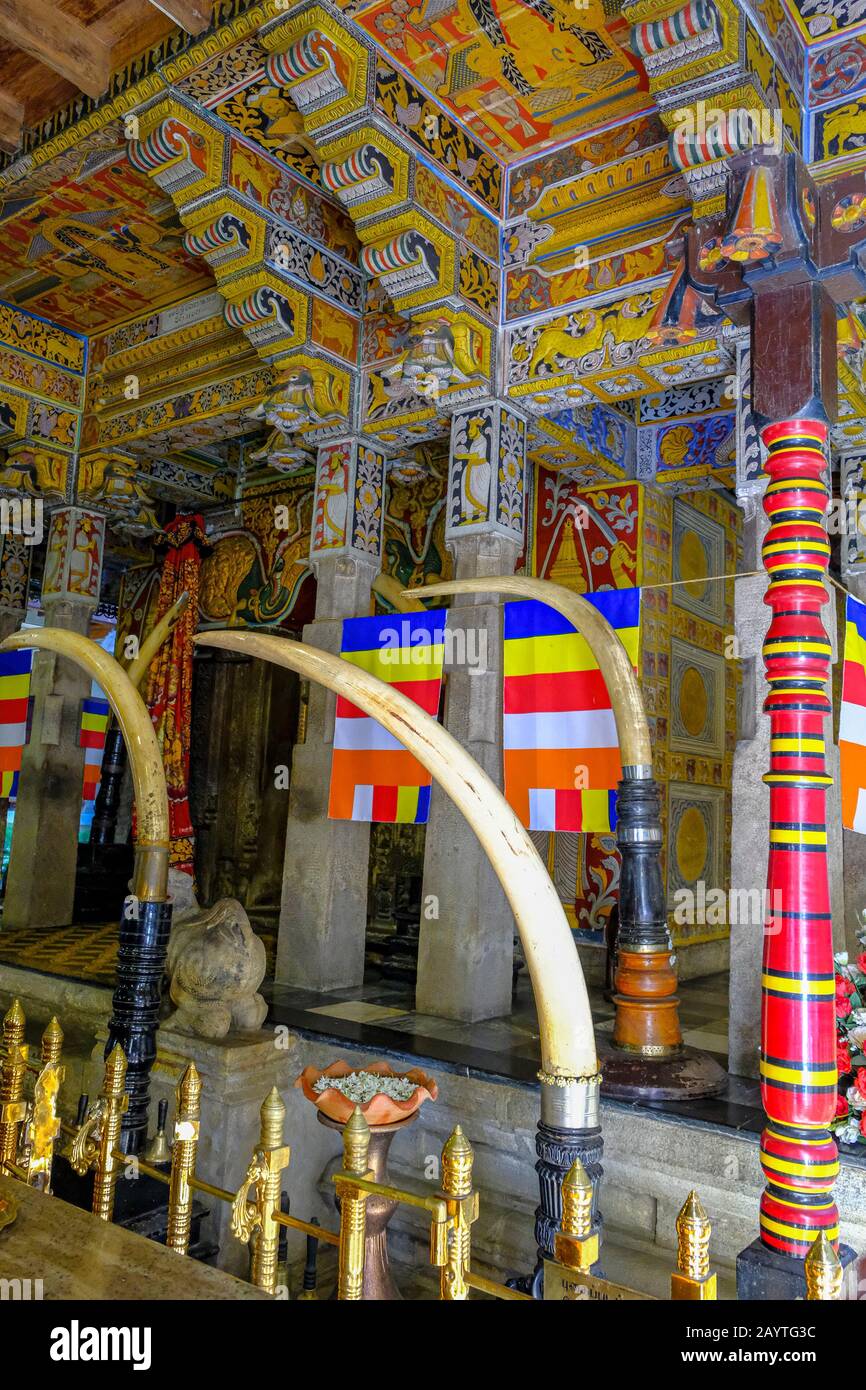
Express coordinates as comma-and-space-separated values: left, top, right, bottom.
837, 996, 853, 1019
836, 1094, 850, 1119
838, 1042, 853, 1075
855, 1067, 866, 1100
857, 952, 866, 975
836, 975, 856, 998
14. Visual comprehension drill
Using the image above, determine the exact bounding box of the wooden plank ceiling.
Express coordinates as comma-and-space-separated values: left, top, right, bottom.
0, 0, 212, 153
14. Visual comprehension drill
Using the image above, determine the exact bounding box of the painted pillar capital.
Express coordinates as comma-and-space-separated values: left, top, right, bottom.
41, 507, 106, 609
0, 532, 32, 620
75, 449, 159, 533
310, 437, 386, 570
445, 402, 527, 546
0, 442, 68, 503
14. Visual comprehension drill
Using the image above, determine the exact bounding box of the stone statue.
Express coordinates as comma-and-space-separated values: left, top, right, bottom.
164, 870, 268, 1039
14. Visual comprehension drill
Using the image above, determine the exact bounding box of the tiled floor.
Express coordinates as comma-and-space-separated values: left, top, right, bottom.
0, 918, 277, 985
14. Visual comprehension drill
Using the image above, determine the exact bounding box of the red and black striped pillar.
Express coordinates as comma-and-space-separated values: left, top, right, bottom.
758, 417, 839, 1258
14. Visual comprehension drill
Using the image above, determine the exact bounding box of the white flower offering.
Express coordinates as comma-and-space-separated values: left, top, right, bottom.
312, 1069, 417, 1105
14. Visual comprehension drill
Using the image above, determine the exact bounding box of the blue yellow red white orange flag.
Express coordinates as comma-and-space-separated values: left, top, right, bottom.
80, 695, 110, 801
840, 593, 866, 834
0, 648, 31, 798
0, 649, 110, 802
329, 610, 446, 824
502, 590, 641, 832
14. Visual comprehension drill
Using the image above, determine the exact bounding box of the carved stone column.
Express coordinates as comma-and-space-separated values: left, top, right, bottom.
4, 508, 105, 928
416, 402, 527, 1021
276, 439, 386, 990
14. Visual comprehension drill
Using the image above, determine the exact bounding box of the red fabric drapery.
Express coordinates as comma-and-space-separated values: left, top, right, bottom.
145, 514, 209, 877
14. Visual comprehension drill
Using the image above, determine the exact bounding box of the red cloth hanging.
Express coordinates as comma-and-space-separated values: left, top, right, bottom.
145, 514, 209, 877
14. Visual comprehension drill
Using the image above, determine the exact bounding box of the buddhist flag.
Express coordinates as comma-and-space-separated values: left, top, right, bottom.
80, 695, 110, 801
329, 610, 446, 823
0, 649, 32, 798
503, 590, 641, 832
840, 593, 866, 833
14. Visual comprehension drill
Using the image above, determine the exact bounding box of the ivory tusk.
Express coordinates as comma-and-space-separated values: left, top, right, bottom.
193, 629, 598, 1083
127, 590, 190, 691
0, 629, 169, 900
372, 573, 425, 613
412, 575, 652, 771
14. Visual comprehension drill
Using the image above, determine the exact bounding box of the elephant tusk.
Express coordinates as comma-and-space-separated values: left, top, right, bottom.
0, 629, 169, 901
372, 573, 425, 614
126, 590, 191, 691
193, 629, 598, 1084
411, 575, 652, 772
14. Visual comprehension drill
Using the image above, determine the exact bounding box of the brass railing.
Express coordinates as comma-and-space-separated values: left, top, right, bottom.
0, 998, 841, 1300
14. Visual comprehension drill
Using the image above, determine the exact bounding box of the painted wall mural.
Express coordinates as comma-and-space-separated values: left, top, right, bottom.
414, 163, 498, 262
197, 456, 453, 630
529, 474, 739, 948
199, 474, 316, 631
382, 449, 451, 592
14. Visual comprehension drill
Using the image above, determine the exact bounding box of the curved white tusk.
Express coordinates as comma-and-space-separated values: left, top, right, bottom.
192, 629, 598, 1083
0, 628, 169, 900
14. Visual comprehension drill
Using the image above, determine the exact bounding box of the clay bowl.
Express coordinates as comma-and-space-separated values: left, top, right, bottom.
295, 1058, 438, 1126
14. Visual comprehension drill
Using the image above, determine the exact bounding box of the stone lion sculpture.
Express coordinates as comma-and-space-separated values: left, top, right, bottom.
164, 870, 267, 1039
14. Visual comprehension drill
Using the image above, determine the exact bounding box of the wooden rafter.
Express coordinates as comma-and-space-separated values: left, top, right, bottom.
0, 87, 22, 154
0, 0, 111, 100
145, 0, 211, 35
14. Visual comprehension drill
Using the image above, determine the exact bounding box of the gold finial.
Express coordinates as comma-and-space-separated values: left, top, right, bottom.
167, 1065, 203, 1255
676, 1190, 711, 1281
260, 1086, 286, 1148
805, 1232, 843, 1300
0, 999, 27, 1172
335, 1107, 371, 1302
670, 1190, 716, 1299
3, 999, 24, 1036
90, 1044, 129, 1223
178, 1061, 202, 1107
104, 1044, 127, 1094
439, 1125, 478, 1300
343, 1106, 371, 1177
41, 1017, 63, 1067
442, 1126, 473, 1199
231, 1083, 292, 1294
561, 1158, 593, 1240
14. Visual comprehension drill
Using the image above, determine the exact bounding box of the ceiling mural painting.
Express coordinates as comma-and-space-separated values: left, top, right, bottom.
353, 0, 649, 162
0, 157, 214, 333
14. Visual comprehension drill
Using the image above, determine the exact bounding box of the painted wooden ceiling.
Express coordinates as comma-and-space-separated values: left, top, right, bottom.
346, 0, 651, 162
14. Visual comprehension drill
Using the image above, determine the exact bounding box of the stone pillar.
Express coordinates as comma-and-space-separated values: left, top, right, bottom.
275, 439, 386, 991
4, 507, 105, 928
416, 402, 527, 1021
